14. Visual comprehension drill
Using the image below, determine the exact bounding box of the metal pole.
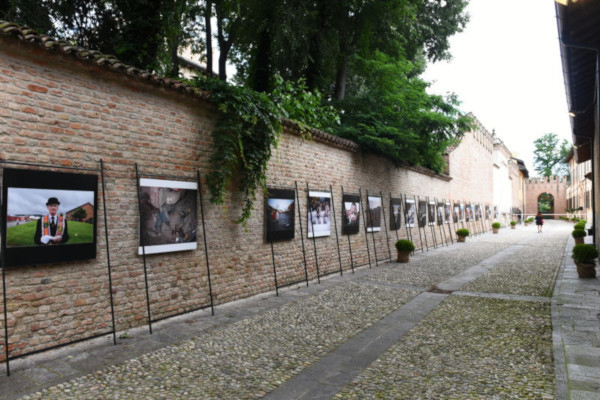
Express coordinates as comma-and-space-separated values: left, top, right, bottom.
270, 241, 279, 296
134, 164, 153, 334
295, 182, 309, 286
415, 195, 425, 252
359, 189, 372, 268
1, 170, 10, 375
330, 185, 343, 276
99, 160, 117, 345
307, 183, 321, 282
380, 191, 392, 261
365, 190, 379, 265
341, 186, 355, 274
197, 171, 215, 315
391, 193, 400, 242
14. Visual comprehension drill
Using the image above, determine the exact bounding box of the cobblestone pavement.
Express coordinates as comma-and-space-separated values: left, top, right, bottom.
1, 220, 597, 400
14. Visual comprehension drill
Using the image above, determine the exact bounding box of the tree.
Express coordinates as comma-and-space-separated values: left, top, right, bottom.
72, 207, 88, 221
533, 133, 570, 177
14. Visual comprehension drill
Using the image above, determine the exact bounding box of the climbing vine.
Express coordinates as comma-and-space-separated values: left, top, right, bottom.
192, 76, 282, 226
189, 75, 339, 226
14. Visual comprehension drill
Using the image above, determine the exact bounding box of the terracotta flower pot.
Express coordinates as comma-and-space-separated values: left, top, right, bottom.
575, 262, 596, 278
492, 228, 499, 234
457, 235, 466, 242
574, 237, 584, 245
511, 225, 516, 229
397, 251, 410, 263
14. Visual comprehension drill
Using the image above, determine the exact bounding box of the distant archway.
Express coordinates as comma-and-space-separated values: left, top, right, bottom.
538, 193, 554, 218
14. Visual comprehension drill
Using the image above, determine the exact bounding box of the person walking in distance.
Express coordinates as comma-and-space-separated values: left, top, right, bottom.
535, 212, 544, 233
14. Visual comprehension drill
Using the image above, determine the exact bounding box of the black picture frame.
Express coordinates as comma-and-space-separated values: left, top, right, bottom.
389, 197, 402, 231
418, 200, 427, 228
2, 168, 98, 267
366, 196, 382, 232
404, 198, 415, 228
342, 194, 361, 235
265, 188, 296, 242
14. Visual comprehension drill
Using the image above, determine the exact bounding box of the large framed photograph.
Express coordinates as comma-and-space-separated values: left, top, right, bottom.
308, 191, 331, 238
404, 198, 415, 228
2, 168, 97, 267
417, 200, 427, 228
366, 195, 381, 232
453, 203, 460, 223
444, 202, 451, 224
342, 194, 361, 235
465, 203, 472, 222
485, 205, 491, 220
265, 188, 295, 242
389, 198, 402, 231
428, 201, 436, 226
460, 203, 465, 222
138, 178, 198, 254
475, 204, 482, 221
436, 202, 444, 226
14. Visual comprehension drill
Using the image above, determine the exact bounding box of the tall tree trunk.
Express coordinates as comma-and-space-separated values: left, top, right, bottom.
333, 55, 348, 100
204, 0, 213, 76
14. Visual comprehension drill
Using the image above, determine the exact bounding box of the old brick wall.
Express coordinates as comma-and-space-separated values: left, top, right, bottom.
524, 176, 568, 217
0, 37, 493, 361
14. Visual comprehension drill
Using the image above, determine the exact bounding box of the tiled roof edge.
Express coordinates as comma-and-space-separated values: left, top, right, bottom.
0, 20, 209, 100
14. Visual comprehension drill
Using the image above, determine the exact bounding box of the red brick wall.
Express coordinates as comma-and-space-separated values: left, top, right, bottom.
524, 177, 568, 217
0, 38, 493, 361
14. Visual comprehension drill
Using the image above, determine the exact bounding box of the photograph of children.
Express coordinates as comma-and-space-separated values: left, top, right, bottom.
418, 200, 427, 228
366, 196, 382, 232
342, 194, 361, 235
389, 198, 402, 231
308, 191, 331, 238
138, 178, 198, 255
453, 203, 460, 223
404, 198, 415, 228
445, 202, 451, 224
436, 202, 444, 226
428, 201, 436, 226
2, 168, 97, 267
265, 189, 296, 242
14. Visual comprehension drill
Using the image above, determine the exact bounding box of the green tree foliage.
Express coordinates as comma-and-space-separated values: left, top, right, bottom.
0, 0, 54, 33
335, 52, 471, 172
533, 133, 570, 177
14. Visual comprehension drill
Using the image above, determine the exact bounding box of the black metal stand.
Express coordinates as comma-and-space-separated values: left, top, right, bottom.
365, 190, 379, 264
380, 191, 392, 261
197, 171, 215, 315
330, 185, 343, 276
100, 160, 117, 345
306, 183, 321, 283
295, 182, 309, 287
134, 164, 153, 335
359, 189, 372, 268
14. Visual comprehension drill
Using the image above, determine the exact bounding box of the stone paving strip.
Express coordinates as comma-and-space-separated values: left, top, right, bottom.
19, 282, 418, 400
335, 295, 555, 399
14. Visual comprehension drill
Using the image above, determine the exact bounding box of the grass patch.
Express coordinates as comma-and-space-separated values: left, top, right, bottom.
7, 220, 94, 246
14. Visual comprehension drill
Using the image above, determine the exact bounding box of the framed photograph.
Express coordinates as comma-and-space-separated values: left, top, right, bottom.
366, 196, 382, 232
138, 178, 198, 255
460, 203, 465, 222
342, 194, 361, 235
2, 168, 97, 267
428, 201, 436, 226
436, 202, 444, 226
308, 191, 331, 238
389, 198, 402, 231
444, 202, 451, 224
485, 205, 491, 220
418, 200, 427, 228
465, 203, 472, 222
453, 203, 460, 224
494, 205, 498, 219
265, 188, 295, 242
404, 198, 415, 228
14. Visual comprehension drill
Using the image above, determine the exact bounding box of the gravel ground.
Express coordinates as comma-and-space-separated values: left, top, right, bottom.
335, 295, 554, 400
461, 231, 568, 297
367, 241, 514, 287
20, 282, 417, 400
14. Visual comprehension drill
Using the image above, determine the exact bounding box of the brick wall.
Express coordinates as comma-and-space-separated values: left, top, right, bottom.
524, 176, 568, 217
0, 36, 493, 361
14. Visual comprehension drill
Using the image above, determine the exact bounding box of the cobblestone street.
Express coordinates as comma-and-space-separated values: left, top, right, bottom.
2, 220, 599, 399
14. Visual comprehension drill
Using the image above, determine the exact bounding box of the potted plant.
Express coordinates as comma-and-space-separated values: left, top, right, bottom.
524, 217, 534, 226
572, 228, 586, 245
395, 239, 415, 263
572, 243, 598, 278
491, 222, 501, 234
510, 220, 517, 229
456, 228, 470, 242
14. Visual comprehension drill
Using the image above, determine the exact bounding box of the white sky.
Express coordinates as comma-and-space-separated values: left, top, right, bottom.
422, 0, 572, 176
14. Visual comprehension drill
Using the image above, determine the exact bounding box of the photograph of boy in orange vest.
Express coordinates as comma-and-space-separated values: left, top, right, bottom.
34, 197, 69, 245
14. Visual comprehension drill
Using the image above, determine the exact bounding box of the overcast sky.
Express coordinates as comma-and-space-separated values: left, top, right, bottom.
7, 188, 94, 216
422, 0, 571, 175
